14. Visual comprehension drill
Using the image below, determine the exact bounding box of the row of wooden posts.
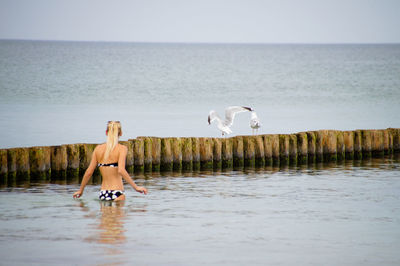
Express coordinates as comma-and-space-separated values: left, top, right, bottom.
1, 128, 399, 180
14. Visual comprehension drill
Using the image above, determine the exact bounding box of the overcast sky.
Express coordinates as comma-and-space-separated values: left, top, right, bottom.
0, 0, 399, 43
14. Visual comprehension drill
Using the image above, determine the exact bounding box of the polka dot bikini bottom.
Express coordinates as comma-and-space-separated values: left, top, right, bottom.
99, 190, 125, 201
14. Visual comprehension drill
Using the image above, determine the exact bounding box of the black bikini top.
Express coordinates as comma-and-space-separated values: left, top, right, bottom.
97, 162, 118, 167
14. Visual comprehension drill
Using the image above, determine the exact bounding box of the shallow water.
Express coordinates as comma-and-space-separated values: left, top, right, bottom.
1, 156, 400, 265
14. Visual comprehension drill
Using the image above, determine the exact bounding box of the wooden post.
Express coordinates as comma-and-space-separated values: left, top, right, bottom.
306, 132, 316, 164
151, 137, 161, 172
354, 130, 363, 160
263, 135, 273, 166
139, 137, 153, 172
320, 130, 337, 162
181, 137, 193, 171
388, 128, 400, 152
50, 145, 68, 179
371, 130, 384, 157
279, 134, 289, 166
199, 138, 213, 170
131, 138, 144, 172
314, 131, 324, 162
79, 144, 98, 177
361, 130, 372, 158
243, 136, 255, 167
253, 135, 265, 167
171, 138, 182, 171
66, 144, 80, 178
191, 137, 200, 171
296, 132, 308, 165
29, 146, 51, 179
7, 148, 30, 179
336, 131, 345, 161
0, 149, 7, 180
343, 131, 354, 160
221, 138, 233, 169
382, 129, 391, 155
289, 134, 297, 165
120, 140, 134, 173
232, 136, 244, 168
270, 134, 280, 166
160, 138, 173, 171
212, 138, 222, 170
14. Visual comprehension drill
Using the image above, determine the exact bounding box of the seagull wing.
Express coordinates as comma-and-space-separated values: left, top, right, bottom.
208, 110, 222, 125
224, 106, 252, 127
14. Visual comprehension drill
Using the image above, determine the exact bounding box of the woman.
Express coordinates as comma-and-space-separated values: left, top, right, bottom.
73, 121, 147, 201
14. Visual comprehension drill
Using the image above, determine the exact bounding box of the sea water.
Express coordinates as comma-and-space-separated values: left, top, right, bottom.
0, 41, 400, 265
0, 41, 399, 148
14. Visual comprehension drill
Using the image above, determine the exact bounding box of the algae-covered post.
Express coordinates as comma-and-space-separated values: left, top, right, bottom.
243, 136, 256, 167
382, 130, 391, 155
354, 130, 363, 160
120, 140, 134, 173
336, 131, 345, 161
181, 137, 193, 171
270, 134, 280, 166
289, 134, 298, 165
199, 138, 213, 170
29, 146, 51, 179
343, 131, 355, 160
279, 134, 290, 165
79, 144, 98, 177
191, 137, 201, 171
321, 130, 337, 162
50, 145, 68, 179
66, 144, 80, 177
361, 130, 372, 158
221, 138, 233, 169
388, 128, 400, 152
131, 138, 144, 172
212, 138, 222, 170
171, 137, 182, 171
7, 148, 30, 179
262, 135, 273, 166
253, 135, 265, 167
140, 137, 153, 172
0, 149, 7, 179
296, 132, 308, 165
160, 138, 173, 171
371, 130, 384, 157
232, 136, 244, 168
314, 131, 324, 163
306, 131, 316, 164
151, 137, 161, 172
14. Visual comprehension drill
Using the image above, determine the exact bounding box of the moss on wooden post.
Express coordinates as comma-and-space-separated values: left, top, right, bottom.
181, 137, 193, 171
253, 135, 265, 167
306, 132, 316, 164
120, 140, 134, 173
50, 145, 68, 179
343, 131, 354, 160
151, 137, 161, 172
139, 137, 153, 172
314, 131, 324, 162
79, 144, 98, 177
171, 138, 182, 171
354, 130, 363, 160
199, 138, 213, 170
263, 135, 273, 166
289, 134, 298, 165
320, 130, 337, 162
0, 149, 7, 180
361, 130, 372, 158
29, 146, 51, 180
270, 134, 280, 166
336, 131, 345, 161
66, 144, 80, 178
131, 138, 144, 172
382, 130, 391, 155
371, 130, 384, 157
243, 136, 255, 167
191, 138, 200, 171
279, 134, 290, 166
212, 138, 222, 170
296, 132, 308, 165
221, 138, 233, 169
388, 128, 400, 153
160, 138, 173, 171
7, 148, 30, 179
232, 136, 244, 168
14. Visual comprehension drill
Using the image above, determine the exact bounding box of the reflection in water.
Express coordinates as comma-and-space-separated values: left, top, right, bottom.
84, 201, 127, 245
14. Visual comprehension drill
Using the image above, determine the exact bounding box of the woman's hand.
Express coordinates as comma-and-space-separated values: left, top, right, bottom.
73, 190, 83, 198
135, 186, 148, 195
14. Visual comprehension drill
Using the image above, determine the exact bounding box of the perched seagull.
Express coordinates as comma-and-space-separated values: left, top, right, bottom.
250, 111, 261, 135
208, 106, 253, 136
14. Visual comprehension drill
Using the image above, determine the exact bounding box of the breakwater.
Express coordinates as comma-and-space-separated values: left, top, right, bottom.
1, 128, 399, 181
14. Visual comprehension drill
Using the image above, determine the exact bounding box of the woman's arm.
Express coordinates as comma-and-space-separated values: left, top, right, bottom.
118, 145, 147, 194
73, 147, 98, 198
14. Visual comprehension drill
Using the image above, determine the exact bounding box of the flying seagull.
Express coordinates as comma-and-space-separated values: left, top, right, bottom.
250, 111, 261, 135
208, 106, 253, 136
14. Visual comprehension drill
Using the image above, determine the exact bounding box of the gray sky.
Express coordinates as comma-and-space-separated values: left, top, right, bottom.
0, 0, 399, 43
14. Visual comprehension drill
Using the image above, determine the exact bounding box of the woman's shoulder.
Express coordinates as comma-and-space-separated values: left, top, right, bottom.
117, 143, 128, 151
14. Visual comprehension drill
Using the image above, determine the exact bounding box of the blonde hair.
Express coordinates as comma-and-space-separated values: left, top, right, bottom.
104, 121, 121, 161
